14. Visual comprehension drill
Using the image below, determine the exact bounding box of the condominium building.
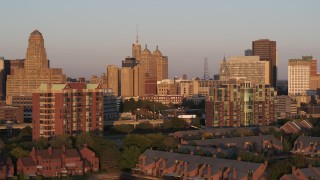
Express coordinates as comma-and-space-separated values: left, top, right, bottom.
32, 83, 104, 141
6, 30, 66, 105
220, 56, 270, 85
206, 79, 276, 127
288, 56, 317, 95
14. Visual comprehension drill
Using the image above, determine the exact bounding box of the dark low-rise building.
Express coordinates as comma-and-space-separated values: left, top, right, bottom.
0, 157, 14, 179
187, 135, 283, 154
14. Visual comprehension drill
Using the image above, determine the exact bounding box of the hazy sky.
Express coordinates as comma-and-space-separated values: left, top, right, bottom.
0, 1, 319, 80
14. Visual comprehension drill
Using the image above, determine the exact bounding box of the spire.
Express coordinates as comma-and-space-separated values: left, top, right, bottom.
223, 54, 226, 63
156, 45, 158, 50
145, 44, 147, 49
136, 24, 139, 43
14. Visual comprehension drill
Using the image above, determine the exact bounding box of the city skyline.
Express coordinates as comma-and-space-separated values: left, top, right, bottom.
0, 1, 319, 80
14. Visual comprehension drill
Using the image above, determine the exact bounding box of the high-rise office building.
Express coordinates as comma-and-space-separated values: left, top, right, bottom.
6, 30, 66, 104
32, 82, 104, 141
252, 39, 277, 87
153, 46, 168, 81
206, 79, 276, 127
107, 65, 120, 96
219, 56, 270, 85
288, 56, 317, 95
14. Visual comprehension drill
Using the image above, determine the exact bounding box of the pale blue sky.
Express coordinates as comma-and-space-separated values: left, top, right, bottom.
0, 0, 319, 80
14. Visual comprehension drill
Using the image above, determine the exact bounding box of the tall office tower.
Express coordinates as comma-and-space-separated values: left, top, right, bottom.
288, 56, 316, 95
6, 30, 66, 104
219, 56, 270, 85
153, 46, 168, 81
139, 45, 157, 95
132, 35, 141, 60
206, 79, 276, 127
121, 57, 140, 97
32, 82, 104, 141
245, 49, 253, 56
107, 65, 120, 96
252, 39, 277, 87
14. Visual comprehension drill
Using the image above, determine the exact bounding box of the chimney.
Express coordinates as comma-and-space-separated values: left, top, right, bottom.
292, 166, 296, 173
264, 161, 268, 167
31, 147, 36, 156
232, 168, 237, 180
190, 151, 194, 155
48, 147, 52, 156
196, 146, 200, 150
237, 156, 241, 161
62, 145, 66, 153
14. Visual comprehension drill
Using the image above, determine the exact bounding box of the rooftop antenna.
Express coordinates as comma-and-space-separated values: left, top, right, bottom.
136, 23, 139, 43
204, 57, 209, 80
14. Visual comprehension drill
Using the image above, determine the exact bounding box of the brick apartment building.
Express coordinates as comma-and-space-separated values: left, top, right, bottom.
206, 79, 276, 127
134, 149, 268, 179
32, 82, 104, 141
17, 146, 99, 178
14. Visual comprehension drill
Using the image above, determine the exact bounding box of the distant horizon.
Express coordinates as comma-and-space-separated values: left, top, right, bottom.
0, 1, 319, 80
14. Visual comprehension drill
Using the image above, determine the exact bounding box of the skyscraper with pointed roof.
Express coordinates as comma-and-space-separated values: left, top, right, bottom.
6, 30, 66, 104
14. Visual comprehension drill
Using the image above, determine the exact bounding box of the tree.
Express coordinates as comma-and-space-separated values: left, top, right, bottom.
124, 134, 152, 151
10, 147, 29, 159
0, 139, 4, 150
120, 146, 142, 170
89, 135, 121, 170
111, 124, 134, 134
162, 136, 178, 150
50, 135, 72, 148
75, 132, 94, 148
146, 133, 165, 149
34, 137, 49, 149
18, 126, 32, 140
136, 122, 153, 131
163, 118, 187, 129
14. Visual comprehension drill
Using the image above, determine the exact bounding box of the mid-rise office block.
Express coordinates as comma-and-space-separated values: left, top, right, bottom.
206, 79, 276, 127
32, 83, 104, 141
157, 79, 177, 96
288, 56, 317, 95
220, 56, 270, 85
276, 95, 297, 118
0, 58, 25, 100
252, 39, 277, 87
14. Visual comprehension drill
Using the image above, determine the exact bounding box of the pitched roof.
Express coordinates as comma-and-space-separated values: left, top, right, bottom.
295, 136, 320, 149
20, 157, 36, 167
189, 135, 282, 149
142, 149, 263, 175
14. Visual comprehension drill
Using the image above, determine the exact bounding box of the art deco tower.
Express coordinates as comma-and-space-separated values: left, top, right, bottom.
6, 30, 66, 104
25, 30, 49, 71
